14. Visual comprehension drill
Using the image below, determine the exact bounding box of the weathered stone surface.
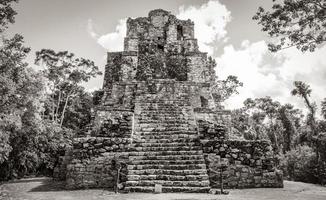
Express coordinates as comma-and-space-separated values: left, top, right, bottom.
59, 9, 283, 192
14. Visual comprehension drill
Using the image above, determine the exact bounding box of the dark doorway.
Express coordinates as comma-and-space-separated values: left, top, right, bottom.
177, 25, 183, 40
200, 96, 208, 108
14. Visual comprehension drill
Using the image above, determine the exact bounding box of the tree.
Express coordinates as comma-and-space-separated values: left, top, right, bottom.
321, 98, 326, 119
253, 0, 326, 52
279, 104, 300, 152
291, 81, 317, 136
241, 97, 302, 153
244, 97, 283, 152
0, 0, 18, 33
210, 75, 243, 107
0, 35, 42, 113
61, 90, 93, 132
35, 49, 102, 127
0, 34, 44, 165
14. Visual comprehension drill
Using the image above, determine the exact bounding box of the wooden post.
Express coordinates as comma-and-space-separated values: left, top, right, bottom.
115, 164, 121, 193
220, 166, 224, 194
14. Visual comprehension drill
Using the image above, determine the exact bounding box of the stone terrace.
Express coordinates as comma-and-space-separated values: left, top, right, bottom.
61, 9, 283, 192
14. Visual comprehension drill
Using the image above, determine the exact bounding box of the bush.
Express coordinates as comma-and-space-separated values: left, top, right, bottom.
280, 145, 319, 183
0, 120, 73, 181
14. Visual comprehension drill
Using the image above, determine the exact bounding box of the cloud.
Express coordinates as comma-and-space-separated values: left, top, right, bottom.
87, 19, 98, 39
217, 40, 326, 114
87, 18, 127, 51
177, 0, 231, 55
97, 19, 127, 51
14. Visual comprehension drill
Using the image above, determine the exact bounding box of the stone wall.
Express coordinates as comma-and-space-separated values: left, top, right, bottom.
65, 137, 130, 189
103, 9, 215, 84
198, 121, 283, 188
65, 108, 133, 189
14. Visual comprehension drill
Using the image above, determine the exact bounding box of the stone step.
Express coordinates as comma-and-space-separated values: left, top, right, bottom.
138, 134, 198, 140
137, 121, 193, 124
130, 159, 205, 166
137, 127, 195, 132
140, 108, 191, 113
135, 114, 190, 117
129, 154, 205, 161
138, 103, 187, 106
141, 114, 190, 117
125, 186, 210, 193
136, 124, 194, 128
138, 101, 187, 104
138, 109, 188, 112
128, 150, 203, 156
128, 169, 208, 176
127, 163, 207, 170
136, 122, 193, 125
137, 119, 193, 123
130, 142, 197, 147
137, 110, 190, 113
136, 130, 198, 135
134, 134, 198, 138
126, 180, 210, 187
127, 174, 209, 181
138, 119, 195, 122
129, 146, 201, 152
131, 138, 199, 143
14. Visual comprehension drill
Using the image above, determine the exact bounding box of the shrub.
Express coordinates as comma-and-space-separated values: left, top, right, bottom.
280, 145, 319, 183
0, 120, 73, 181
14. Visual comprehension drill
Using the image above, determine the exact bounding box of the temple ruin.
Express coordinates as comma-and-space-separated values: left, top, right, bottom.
62, 9, 283, 192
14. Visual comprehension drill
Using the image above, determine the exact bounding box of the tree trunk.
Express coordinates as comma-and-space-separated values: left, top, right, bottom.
55, 91, 61, 122
60, 93, 70, 127
303, 95, 316, 135
279, 108, 296, 152
52, 93, 55, 122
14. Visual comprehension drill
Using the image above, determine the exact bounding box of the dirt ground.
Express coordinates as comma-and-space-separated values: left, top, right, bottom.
1, 177, 326, 200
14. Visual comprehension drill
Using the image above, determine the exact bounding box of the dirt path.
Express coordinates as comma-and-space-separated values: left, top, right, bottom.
1, 177, 325, 200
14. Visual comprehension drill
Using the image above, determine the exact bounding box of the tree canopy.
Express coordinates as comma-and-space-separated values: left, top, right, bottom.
35, 49, 102, 127
253, 0, 326, 52
0, 0, 18, 33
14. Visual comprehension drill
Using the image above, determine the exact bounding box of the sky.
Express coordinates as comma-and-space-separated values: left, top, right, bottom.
6, 0, 326, 115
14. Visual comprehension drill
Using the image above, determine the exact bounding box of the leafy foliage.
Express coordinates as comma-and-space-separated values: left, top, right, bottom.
235, 97, 302, 153
0, 0, 18, 32
61, 90, 93, 132
211, 75, 243, 103
0, 34, 44, 165
321, 98, 326, 119
0, 34, 40, 113
280, 145, 319, 183
253, 0, 326, 52
291, 81, 317, 137
35, 49, 102, 127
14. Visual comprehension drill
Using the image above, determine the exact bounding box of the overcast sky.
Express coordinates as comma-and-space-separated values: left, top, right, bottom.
6, 0, 326, 114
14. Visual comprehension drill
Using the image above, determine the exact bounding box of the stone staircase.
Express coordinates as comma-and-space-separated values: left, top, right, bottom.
125, 93, 210, 192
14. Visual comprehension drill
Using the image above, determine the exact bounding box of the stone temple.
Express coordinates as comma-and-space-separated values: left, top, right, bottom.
61, 9, 283, 192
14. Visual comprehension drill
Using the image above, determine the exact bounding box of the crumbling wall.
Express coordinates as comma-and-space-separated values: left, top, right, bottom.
65, 108, 133, 189
66, 139, 129, 189
198, 122, 283, 188
195, 109, 232, 133
104, 9, 212, 84
101, 82, 137, 109
186, 52, 211, 82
